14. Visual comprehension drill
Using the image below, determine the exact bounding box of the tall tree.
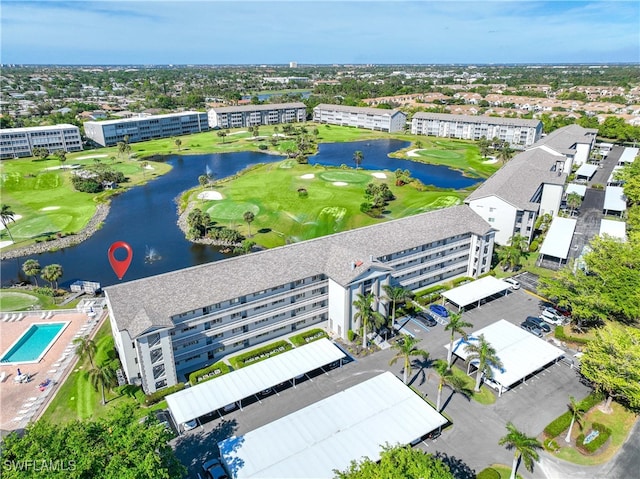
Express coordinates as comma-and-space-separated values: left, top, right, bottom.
198, 175, 208, 187
497, 142, 514, 164
565, 396, 584, 443
477, 136, 491, 158
73, 336, 97, 367
216, 130, 227, 143
174, 138, 182, 151
89, 364, 117, 406
353, 150, 364, 169
465, 334, 503, 392
0, 204, 16, 242
41, 264, 63, 290
498, 422, 543, 479
389, 335, 429, 384
22, 259, 41, 286
579, 323, 640, 411
353, 292, 385, 349
56, 150, 67, 166
382, 285, 412, 328
566, 192, 582, 216
444, 312, 473, 367
243, 211, 255, 237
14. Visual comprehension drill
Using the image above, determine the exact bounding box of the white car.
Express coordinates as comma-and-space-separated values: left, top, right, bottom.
540, 309, 563, 325
503, 277, 521, 290
182, 419, 199, 431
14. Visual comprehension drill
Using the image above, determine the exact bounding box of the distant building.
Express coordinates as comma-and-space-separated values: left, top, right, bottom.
0, 124, 82, 159
528, 124, 598, 168
105, 205, 494, 393
313, 104, 407, 132
83, 111, 209, 147
289, 61, 298, 68
411, 113, 542, 148
208, 103, 307, 129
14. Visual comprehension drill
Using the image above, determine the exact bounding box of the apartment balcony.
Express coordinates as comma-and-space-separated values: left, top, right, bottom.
397, 261, 469, 288
383, 238, 471, 268
392, 251, 470, 277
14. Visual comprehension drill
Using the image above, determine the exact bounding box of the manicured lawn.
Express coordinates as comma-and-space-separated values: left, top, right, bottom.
449, 363, 497, 405
0, 288, 69, 311
191, 161, 466, 248
484, 464, 523, 479
41, 319, 146, 424
0, 153, 171, 250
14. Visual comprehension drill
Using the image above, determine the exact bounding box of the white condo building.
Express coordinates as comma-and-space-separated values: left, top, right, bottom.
83, 111, 209, 147
0, 124, 83, 159
105, 205, 494, 393
411, 113, 543, 148
313, 104, 407, 132
527, 123, 598, 169
208, 103, 307, 129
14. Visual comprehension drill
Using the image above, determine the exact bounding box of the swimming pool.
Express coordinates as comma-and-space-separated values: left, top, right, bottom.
0, 322, 69, 364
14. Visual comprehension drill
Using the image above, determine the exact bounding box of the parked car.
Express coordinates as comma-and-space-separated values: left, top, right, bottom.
503, 277, 521, 290
429, 304, 449, 318
520, 320, 543, 337
415, 312, 438, 327
182, 418, 199, 431
525, 315, 551, 333
540, 308, 564, 325
202, 458, 229, 479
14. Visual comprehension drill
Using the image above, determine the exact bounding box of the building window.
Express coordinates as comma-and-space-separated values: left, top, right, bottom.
488, 217, 495, 223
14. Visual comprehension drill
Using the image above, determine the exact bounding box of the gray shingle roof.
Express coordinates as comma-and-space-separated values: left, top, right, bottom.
105, 205, 490, 337
209, 103, 306, 114
83, 111, 205, 127
412, 112, 541, 128
530, 124, 597, 154
465, 148, 567, 210
314, 104, 406, 118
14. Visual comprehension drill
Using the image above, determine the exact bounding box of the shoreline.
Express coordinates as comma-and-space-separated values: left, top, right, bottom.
0, 202, 111, 261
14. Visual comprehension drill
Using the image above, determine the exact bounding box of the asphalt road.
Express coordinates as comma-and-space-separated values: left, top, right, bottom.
171, 290, 636, 479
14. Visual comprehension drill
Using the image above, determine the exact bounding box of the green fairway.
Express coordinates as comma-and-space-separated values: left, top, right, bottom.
417, 149, 465, 161
0, 291, 40, 311
189, 162, 466, 248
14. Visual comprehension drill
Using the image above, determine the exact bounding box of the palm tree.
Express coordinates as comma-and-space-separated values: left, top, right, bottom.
353, 150, 364, 169
465, 334, 503, 392
444, 312, 473, 367
389, 336, 429, 384
433, 360, 453, 412
477, 136, 491, 158
174, 138, 182, 151
117, 141, 127, 158
243, 211, 255, 237
566, 192, 582, 216
565, 396, 584, 443
89, 364, 117, 405
497, 142, 514, 164
141, 161, 149, 178
0, 204, 16, 242
22, 259, 41, 286
56, 150, 67, 166
353, 293, 385, 349
499, 422, 543, 479
382, 285, 412, 328
73, 336, 97, 367
216, 130, 227, 143
41, 264, 63, 290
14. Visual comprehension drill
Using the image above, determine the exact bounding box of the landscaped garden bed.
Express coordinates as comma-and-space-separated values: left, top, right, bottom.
228, 340, 293, 369
288, 328, 328, 347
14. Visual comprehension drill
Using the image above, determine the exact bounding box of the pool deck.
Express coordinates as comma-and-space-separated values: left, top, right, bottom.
0, 309, 106, 433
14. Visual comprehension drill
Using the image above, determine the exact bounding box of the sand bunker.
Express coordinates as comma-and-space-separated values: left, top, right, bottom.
197, 191, 223, 200
228, 130, 247, 135
76, 154, 108, 160
371, 172, 387, 179
0, 240, 13, 248
300, 174, 315, 179
272, 133, 286, 137
41, 206, 60, 211
144, 164, 154, 170
483, 158, 499, 164
0, 214, 22, 230
333, 182, 348, 186
44, 165, 81, 171
407, 149, 425, 157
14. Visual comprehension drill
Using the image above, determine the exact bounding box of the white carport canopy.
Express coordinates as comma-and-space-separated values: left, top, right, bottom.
166, 338, 345, 425
565, 183, 587, 197
604, 186, 627, 213
607, 165, 624, 186
539, 217, 577, 260
441, 275, 511, 310
218, 372, 447, 479
599, 219, 626, 241
575, 163, 598, 179
444, 319, 564, 395
619, 147, 638, 164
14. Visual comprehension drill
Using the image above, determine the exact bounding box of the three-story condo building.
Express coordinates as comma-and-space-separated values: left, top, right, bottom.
313, 104, 407, 132
0, 124, 83, 159
105, 205, 494, 393
208, 103, 307, 129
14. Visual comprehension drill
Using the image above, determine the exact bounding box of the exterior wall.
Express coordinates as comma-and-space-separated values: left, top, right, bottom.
573, 143, 591, 166
136, 330, 176, 393
109, 320, 140, 387
313, 106, 406, 133
468, 196, 518, 245
327, 278, 350, 339
411, 115, 541, 147
0, 125, 83, 159
208, 105, 306, 129
84, 112, 209, 147
540, 183, 564, 218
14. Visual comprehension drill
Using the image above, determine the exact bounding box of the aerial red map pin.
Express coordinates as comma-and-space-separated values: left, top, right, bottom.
108, 241, 133, 280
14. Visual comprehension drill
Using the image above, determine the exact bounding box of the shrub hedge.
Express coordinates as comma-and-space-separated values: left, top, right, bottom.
451, 276, 474, 287
543, 392, 605, 438
555, 326, 590, 345
188, 361, 231, 385
476, 467, 500, 479
228, 340, 293, 369
347, 329, 356, 342
144, 382, 186, 406
289, 328, 328, 347
576, 422, 611, 454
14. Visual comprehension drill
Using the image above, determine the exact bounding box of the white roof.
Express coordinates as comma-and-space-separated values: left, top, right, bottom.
218, 372, 447, 479
619, 147, 639, 164
607, 165, 624, 185
604, 186, 627, 212
445, 319, 564, 389
575, 163, 598, 178
441, 276, 511, 309
166, 338, 345, 425
565, 183, 587, 197
539, 217, 577, 260
599, 219, 626, 241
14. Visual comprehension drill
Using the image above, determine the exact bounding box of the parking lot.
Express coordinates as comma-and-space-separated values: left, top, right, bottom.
172, 290, 591, 478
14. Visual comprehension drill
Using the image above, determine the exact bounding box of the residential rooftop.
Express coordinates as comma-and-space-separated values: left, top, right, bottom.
209, 102, 306, 113
314, 103, 404, 117
412, 112, 541, 128
83, 111, 205, 126
531, 124, 598, 155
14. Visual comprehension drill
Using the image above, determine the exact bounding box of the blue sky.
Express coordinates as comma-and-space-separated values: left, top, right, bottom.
1, 1, 638, 64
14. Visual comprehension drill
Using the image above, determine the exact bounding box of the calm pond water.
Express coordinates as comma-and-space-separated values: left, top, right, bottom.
1, 140, 479, 288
